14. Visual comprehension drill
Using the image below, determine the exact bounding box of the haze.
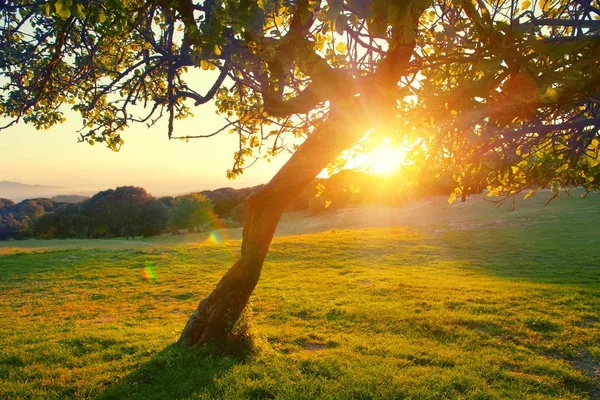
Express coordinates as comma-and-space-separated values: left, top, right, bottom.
0, 106, 288, 198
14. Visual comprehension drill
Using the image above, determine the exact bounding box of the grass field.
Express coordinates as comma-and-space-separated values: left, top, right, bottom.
0, 190, 599, 399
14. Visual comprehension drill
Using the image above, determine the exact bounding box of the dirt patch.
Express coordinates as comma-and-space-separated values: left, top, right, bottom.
303, 342, 326, 351
570, 352, 600, 399
549, 351, 600, 398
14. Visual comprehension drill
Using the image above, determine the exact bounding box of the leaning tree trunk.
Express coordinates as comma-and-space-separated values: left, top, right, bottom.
179, 102, 370, 347
179, 107, 365, 347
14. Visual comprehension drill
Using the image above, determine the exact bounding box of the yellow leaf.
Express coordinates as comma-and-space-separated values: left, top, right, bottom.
521, 0, 531, 10
335, 42, 347, 53
523, 189, 535, 200
214, 45, 222, 56
200, 59, 210, 70
448, 192, 457, 204
540, 0, 551, 12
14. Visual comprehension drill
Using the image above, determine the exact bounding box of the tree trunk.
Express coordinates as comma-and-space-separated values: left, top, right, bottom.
179, 102, 370, 347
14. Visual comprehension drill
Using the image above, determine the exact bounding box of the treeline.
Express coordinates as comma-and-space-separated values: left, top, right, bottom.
0, 169, 482, 241
0, 185, 264, 241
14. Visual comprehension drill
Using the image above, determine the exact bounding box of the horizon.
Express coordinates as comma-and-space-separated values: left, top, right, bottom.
0, 178, 268, 202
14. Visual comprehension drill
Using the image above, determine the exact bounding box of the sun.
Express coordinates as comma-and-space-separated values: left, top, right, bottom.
368, 144, 405, 175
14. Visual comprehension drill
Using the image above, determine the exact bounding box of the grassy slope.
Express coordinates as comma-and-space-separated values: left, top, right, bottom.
0, 190, 599, 399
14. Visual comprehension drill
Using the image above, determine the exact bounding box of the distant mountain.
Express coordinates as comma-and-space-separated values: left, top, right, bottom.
51, 195, 89, 203
0, 181, 63, 202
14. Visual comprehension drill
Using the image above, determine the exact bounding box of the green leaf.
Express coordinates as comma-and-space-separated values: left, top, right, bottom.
73, 4, 85, 18
326, 0, 343, 21
386, 2, 408, 25
57, 4, 71, 19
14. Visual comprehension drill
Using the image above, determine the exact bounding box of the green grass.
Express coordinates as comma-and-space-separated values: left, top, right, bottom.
0, 190, 599, 399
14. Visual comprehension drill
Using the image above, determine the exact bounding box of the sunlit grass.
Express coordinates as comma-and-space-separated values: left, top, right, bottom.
0, 190, 599, 399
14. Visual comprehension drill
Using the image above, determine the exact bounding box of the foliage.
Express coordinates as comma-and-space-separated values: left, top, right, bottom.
169, 193, 215, 232
0, 187, 172, 240
0, 184, 266, 240
229, 201, 247, 224
201, 185, 264, 218
1, 0, 598, 200
82, 186, 154, 238
0, 197, 60, 240
139, 199, 170, 237
36, 203, 83, 239
1, 191, 599, 399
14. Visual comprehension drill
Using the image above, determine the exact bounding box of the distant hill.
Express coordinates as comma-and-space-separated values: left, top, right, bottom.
51, 195, 89, 203
0, 181, 63, 202
0, 181, 95, 202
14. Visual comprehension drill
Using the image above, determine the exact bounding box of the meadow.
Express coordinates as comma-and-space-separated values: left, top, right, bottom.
0, 190, 599, 399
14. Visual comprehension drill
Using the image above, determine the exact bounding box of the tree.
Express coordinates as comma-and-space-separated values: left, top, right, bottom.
0, 213, 22, 241
139, 198, 169, 237
230, 202, 248, 225
169, 193, 215, 232
111, 186, 153, 238
35, 202, 90, 239
0, 198, 15, 213
82, 189, 118, 238
1, 0, 599, 346
81, 186, 152, 238
0, 197, 60, 239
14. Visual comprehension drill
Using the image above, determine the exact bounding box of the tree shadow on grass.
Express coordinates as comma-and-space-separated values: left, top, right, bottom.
435, 223, 600, 286
97, 342, 252, 400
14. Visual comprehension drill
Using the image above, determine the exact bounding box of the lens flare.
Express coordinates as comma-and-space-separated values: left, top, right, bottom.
206, 231, 221, 244
142, 264, 158, 282
200, 211, 237, 263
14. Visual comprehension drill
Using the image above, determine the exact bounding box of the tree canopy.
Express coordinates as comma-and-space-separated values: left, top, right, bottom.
2, 0, 599, 202
169, 192, 215, 232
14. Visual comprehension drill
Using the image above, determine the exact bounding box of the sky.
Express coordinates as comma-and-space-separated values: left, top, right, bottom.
0, 102, 290, 198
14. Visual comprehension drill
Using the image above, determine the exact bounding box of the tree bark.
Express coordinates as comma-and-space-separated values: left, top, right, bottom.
179, 102, 370, 347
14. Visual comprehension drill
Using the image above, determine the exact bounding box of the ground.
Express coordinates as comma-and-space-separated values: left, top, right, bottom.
0, 190, 599, 399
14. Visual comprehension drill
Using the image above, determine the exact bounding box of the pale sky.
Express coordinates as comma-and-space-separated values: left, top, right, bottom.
0, 105, 290, 197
